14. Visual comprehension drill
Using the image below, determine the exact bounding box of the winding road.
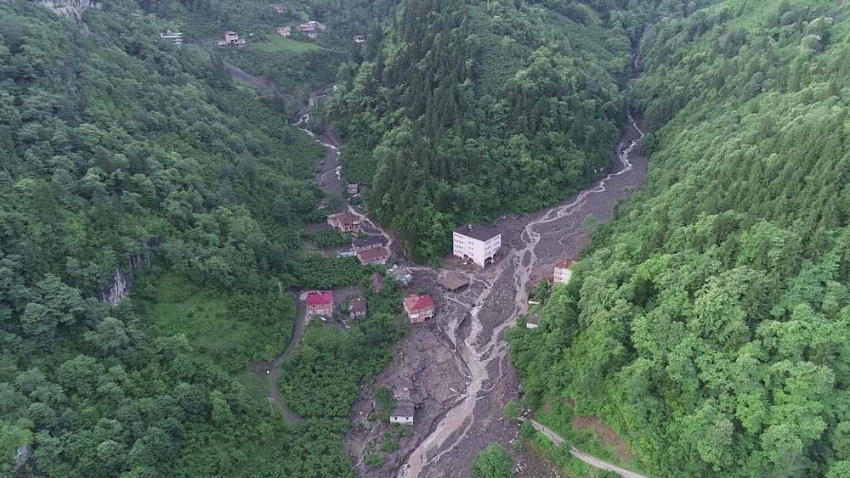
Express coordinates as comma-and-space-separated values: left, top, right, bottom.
227, 59, 651, 478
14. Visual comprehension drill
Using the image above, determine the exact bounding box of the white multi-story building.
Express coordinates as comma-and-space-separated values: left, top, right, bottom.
453, 224, 501, 267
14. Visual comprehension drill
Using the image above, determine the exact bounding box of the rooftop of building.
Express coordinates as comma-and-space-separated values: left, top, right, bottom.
453, 224, 500, 242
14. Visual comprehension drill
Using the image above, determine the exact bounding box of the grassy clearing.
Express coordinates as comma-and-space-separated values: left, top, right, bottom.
138, 273, 295, 371
531, 399, 650, 476
252, 35, 322, 52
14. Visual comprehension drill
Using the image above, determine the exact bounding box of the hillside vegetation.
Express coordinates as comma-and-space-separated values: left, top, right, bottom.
0, 0, 365, 475
509, 1, 850, 477
330, 0, 643, 262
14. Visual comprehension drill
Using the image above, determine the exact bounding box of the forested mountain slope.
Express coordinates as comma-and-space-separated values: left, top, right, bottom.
0, 0, 366, 475
509, 1, 850, 477
330, 0, 640, 262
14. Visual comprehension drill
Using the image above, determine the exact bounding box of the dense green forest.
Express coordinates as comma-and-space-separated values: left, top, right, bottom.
330, 0, 641, 262
509, 1, 850, 477
0, 0, 377, 475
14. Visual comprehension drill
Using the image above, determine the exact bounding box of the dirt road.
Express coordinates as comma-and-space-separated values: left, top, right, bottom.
526, 420, 649, 478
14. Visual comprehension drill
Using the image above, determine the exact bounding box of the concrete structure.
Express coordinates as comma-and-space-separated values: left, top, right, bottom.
347, 183, 359, 195
453, 224, 501, 267
526, 315, 540, 329
159, 30, 184, 46
217, 31, 246, 48
393, 377, 414, 401
554, 258, 573, 285
276, 26, 291, 37
389, 265, 413, 287
352, 235, 387, 253
349, 297, 367, 319
306, 291, 333, 317
390, 401, 414, 425
403, 294, 435, 324
353, 35, 366, 43
357, 247, 390, 265
327, 212, 362, 233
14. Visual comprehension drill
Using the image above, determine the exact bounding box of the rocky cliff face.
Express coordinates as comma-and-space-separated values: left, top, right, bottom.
38, 0, 101, 24
101, 239, 162, 306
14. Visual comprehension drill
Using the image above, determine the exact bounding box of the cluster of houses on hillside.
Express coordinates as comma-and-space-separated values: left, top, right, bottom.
304, 288, 434, 327
306, 291, 368, 321
275, 19, 327, 40
326, 212, 393, 265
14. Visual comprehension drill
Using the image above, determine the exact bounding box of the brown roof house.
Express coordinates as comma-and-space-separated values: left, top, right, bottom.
327, 212, 362, 233
276, 26, 291, 37
349, 297, 367, 319
357, 247, 390, 265
306, 291, 333, 317
390, 401, 414, 425
352, 235, 387, 253
403, 294, 435, 324
437, 272, 470, 292
554, 258, 573, 285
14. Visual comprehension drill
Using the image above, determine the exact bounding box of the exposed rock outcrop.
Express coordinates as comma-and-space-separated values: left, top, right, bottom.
38, 0, 101, 24
101, 239, 162, 306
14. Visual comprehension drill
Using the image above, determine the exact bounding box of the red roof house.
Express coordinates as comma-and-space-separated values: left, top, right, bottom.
403, 294, 435, 324
306, 291, 333, 317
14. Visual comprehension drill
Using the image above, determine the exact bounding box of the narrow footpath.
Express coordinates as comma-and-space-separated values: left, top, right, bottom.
525, 420, 649, 478
266, 297, 307, 423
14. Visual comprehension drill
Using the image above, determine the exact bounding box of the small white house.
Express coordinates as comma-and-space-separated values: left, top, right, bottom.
453, 224, 501, 267
554, 258, 573, 285
526, 315, 540, 329
390, 401, 414, 425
